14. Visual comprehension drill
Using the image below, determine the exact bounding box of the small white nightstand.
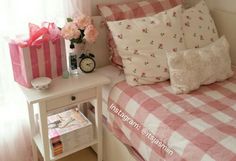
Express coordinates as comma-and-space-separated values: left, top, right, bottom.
20, 73, 110, 161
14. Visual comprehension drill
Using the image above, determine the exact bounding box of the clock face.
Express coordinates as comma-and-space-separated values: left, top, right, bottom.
79, 57, 96, 73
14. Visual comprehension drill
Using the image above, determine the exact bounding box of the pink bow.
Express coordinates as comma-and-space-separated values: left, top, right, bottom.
19, 22, 61, 47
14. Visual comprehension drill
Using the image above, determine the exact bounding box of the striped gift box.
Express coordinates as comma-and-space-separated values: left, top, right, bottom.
9, 37, 66, 88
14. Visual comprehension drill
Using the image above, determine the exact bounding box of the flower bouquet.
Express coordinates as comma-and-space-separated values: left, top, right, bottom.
61, 15, 99, 49
60, 15, 98, 75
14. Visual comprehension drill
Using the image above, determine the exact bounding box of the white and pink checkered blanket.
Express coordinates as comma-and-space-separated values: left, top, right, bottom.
107, 69, 236, 161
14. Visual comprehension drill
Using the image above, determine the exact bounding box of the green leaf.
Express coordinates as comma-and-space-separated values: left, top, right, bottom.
71, 38, 80, 44
71, 37, 84, 44
70, 42, 75, 49
67, 18, 73, 22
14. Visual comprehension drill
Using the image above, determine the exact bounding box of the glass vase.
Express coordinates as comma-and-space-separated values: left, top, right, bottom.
66, 41, 82, 75
68, 51, 78, 75
66, 40, 88, 75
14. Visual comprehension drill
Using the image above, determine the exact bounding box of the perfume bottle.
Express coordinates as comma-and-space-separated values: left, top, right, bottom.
69, 52, 78, 75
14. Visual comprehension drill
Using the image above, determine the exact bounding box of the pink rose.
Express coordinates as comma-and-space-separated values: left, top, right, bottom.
61, 22, 81, 40
84, 24, 99, 43
73, 15, 91, 30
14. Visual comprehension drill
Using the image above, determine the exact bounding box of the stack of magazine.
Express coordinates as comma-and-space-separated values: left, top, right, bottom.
48, 108, 93, 156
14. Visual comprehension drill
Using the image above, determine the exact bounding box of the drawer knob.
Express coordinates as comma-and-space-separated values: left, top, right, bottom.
71, 96, 76, 101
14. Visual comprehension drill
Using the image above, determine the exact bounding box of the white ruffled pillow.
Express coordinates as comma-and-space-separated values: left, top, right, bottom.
107, 5, 186, 86
167, 36, 234, 94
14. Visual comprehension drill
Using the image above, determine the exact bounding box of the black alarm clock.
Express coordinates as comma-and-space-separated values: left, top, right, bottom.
79, 53, 96, 73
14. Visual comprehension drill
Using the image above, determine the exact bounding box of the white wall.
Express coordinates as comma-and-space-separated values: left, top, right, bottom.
190, 0, 236, 13
207, 0, 236, 12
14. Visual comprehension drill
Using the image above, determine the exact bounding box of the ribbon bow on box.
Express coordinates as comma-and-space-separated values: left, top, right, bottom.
19, 22, 61, 47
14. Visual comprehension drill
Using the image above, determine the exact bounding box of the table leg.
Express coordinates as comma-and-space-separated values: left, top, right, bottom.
38, 102, 50, 161
95, 87, 103, 161
27, 102, 38, 161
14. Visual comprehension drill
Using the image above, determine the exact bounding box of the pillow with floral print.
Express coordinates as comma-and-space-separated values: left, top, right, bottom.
183, 0, 219, 49
107, 5, 185, 86
98, 0, 184, 69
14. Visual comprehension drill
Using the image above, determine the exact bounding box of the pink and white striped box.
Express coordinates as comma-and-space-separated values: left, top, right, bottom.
8, 22, 67, 88
8, 37, 66, 88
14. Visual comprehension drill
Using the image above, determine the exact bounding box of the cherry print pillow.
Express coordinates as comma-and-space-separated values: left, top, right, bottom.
97, 0, 184, 69
182, 0, 219, 49
107, 5, 185, 86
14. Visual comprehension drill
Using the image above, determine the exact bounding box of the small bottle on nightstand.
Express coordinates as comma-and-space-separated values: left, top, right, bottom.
69, 52, 78, 75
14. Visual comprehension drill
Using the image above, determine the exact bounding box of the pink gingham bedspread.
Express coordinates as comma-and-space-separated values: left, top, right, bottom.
107, 69, 236, 161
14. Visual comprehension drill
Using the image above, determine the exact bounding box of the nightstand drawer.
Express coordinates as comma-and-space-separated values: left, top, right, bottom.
46, 88, 97, 111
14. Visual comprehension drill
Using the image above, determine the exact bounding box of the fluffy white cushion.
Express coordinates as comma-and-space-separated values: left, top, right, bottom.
107, 5, 186, 86
167, 36, 234, 94
183, 0, 219, 49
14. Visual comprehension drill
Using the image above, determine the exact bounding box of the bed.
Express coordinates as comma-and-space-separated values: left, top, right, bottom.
107, 67, 236, 161
86, 0, 236, 161
90, 65, 236, 161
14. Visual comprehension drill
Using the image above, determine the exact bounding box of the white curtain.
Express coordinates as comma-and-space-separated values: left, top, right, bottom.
0, 1, 90, 160
0, 0, 89, 118
0, 0, 65, 116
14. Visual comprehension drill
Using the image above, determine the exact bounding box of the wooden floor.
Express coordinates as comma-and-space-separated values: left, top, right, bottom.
0, 87, 97, 161
58, 148, 97, 161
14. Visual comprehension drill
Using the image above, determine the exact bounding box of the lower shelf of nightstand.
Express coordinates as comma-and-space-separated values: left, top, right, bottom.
34, 134, 98, 161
